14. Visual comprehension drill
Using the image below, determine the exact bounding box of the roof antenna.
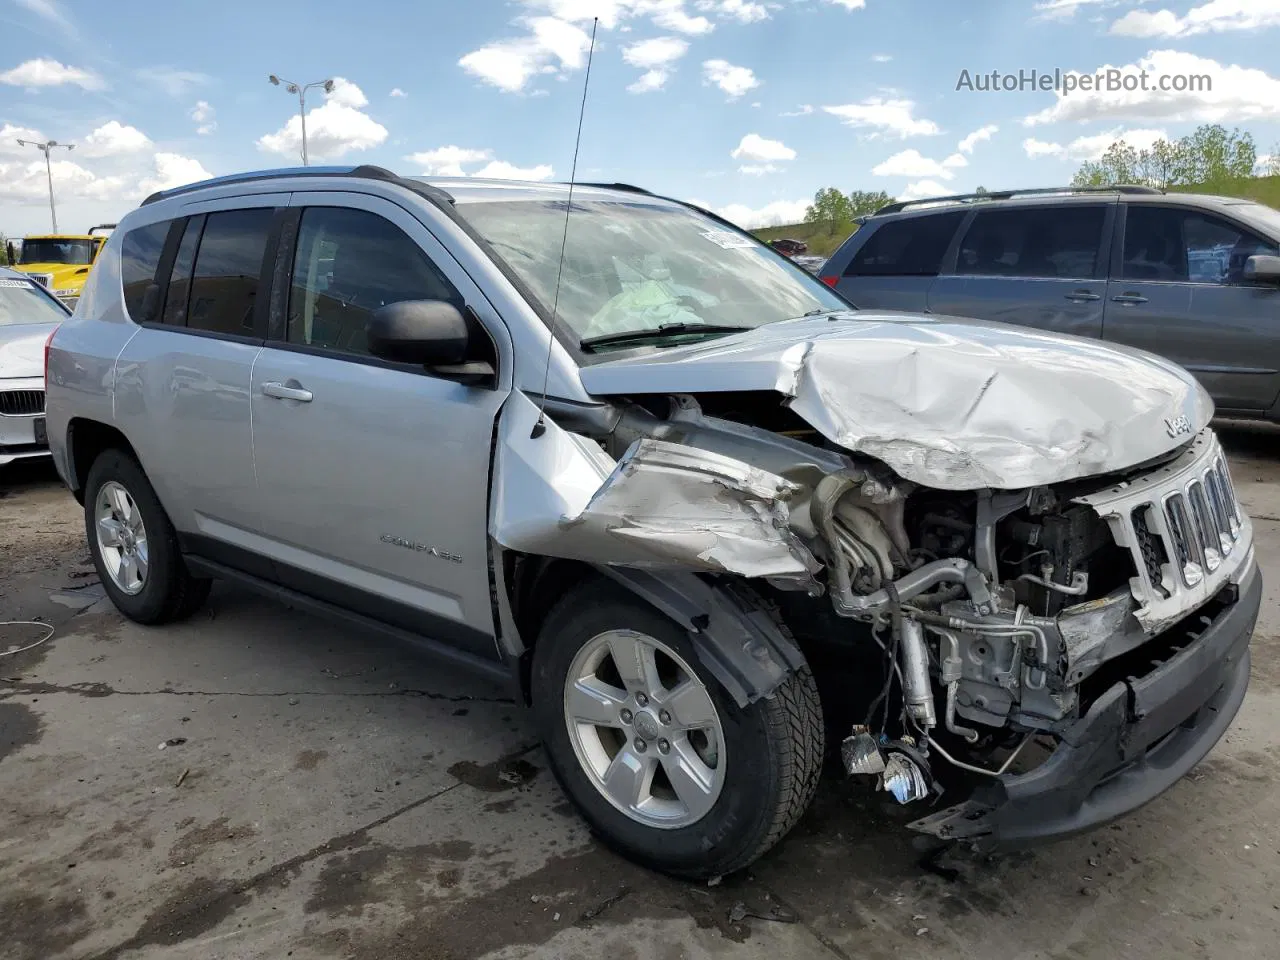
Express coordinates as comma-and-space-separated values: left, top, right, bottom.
531, 16, 598, 440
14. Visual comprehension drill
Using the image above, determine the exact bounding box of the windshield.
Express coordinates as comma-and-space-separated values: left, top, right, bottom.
19, 239, 94, 265
455, 198, 847, 348
0, 277, 68, 326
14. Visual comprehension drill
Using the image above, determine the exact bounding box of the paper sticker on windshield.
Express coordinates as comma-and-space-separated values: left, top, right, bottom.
0, 279, 33, 287
700, 230, 755, 249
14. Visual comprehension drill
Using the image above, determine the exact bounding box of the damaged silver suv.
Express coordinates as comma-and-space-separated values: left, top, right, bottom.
44, 167, 1260, 878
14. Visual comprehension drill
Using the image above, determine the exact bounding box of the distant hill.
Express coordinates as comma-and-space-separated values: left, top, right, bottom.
752, 176, 1280, 261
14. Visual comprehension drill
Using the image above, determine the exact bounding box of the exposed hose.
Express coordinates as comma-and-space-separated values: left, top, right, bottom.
832, 557, 995, 617
927, 733, 1033, 778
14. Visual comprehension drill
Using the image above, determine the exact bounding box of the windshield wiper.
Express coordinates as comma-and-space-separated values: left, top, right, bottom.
579, 323, 753, 351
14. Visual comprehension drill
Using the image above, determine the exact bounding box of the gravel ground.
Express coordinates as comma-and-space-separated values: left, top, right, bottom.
2, 428, 1279, 960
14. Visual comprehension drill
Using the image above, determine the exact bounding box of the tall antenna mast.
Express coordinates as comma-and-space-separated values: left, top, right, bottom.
532, 16, 598, 439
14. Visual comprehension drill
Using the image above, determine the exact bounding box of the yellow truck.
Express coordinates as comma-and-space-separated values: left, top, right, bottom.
7, 224, 115, 310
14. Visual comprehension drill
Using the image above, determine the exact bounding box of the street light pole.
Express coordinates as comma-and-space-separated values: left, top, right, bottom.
268, 75, 335, 166
16, 139, 75, 232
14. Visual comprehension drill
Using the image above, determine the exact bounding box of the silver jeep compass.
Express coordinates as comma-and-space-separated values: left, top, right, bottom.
44, 166, 1260, 878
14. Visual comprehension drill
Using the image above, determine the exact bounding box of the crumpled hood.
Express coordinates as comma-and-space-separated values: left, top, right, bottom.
0, 324, 55, 379
577, 313, 1214, 490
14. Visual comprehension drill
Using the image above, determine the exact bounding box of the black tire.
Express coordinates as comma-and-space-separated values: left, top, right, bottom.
84, 448, 211, 624
531, 580, 824, 879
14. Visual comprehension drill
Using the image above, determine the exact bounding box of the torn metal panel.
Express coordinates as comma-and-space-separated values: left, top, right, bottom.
490, 391, 820, 581
578, 314, 1213, 490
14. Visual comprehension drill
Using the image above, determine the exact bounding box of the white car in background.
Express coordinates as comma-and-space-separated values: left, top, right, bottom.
1, 267, 69, 467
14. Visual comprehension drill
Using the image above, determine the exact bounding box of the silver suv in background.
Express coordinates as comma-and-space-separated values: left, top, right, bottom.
45, 167, 1259, 877
820, 186, 1280, 421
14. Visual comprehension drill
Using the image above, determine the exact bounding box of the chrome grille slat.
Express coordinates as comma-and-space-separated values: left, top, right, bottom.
0, 389, 45, 416
1187, 481, 1221, 572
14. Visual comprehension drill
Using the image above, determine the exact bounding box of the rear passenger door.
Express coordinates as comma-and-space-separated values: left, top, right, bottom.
833, 211, 966, 311
1104, 204, 1280, 413
113, 199, 281, 550
248, 193, 510, 660
928, 204, 1111, 338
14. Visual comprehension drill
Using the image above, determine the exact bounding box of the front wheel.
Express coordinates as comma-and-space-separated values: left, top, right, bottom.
531, 581, 824, 878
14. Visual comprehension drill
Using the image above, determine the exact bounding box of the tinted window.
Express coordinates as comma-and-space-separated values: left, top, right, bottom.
1122, 206, 1279, 284
161, 216, 204, 326
844, 212, 965, 277
120, 221, 169, 323
287, 207, 460, 356
187, 209, 272, 336
956, 206, 1105, 279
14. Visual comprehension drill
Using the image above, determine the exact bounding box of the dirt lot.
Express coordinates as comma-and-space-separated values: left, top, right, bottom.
3, 431, 1280, 960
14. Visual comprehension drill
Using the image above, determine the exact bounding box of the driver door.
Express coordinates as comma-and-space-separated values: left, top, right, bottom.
249, 192, 511, 660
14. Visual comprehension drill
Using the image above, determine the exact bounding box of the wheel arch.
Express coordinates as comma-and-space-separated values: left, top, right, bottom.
500, 550, 809, 709
66, 418, 140, 504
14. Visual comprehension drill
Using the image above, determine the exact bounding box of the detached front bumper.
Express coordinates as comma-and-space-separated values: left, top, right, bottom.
911, 557, 1260, 848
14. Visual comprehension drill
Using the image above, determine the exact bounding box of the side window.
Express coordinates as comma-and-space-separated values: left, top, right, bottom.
287, 207, 461, 357
120, 220, 169, 323
1122, 207, 1280, 284
187, 209, 273, 336
844, 212, 965, 277
956, 206, 1106, 279
160, 216, 204, 327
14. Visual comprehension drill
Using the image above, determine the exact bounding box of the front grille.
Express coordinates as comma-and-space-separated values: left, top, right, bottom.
25, 273, 52, 289
1075, 430, 1252, 633
0, 389, 45, 416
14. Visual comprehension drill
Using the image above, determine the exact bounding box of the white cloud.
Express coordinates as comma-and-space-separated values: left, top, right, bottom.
703, 59, 759, 98
738, 164, 779, 175
1022, 127, 1170, 161
872, 149, 957, 179
473, 159, 555, 180
623, 35, 689, 67
14, 0, 73, 28
822, 98, 940, 138
407, 146, 553, 180
139, 153, 213, 196
697, 0, 768, 22
0, 122, 47, 154
257, 78, 387, 161
81, 121, 151, 157
134, 67, 210, 96
781, 104, 813, 117
731, 133, 796, 163
942, 152, 968, 168
826, 0, 867, 9
459, 16, 591, 92
1024, 50, 1280, 125
0, 151, 211, 207
1033, 0, 1117, 21
628, 69, 671, 92
0, 57, 102, 90
713, 198, 809, 228
1111, 0, 1280, 37
870, 53, 893, 63
899, 180, 951, 201
649, 0, 713, 33
390, 87, 408, 98
191, 100, 216, 135
958, 123, 998, 153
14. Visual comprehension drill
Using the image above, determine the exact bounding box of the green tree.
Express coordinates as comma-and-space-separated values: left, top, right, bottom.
0, 233, 8, 266
1134, 139, 1183, 189
1072, 124, 1259, 189
1072, 141, 1139, 187
1265, 143, 1280, 177
803, 187, 854, 236
847, 189, 895, 218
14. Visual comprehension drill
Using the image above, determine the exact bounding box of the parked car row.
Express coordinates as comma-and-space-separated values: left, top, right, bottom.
0, 268, 69, 466
40, 168, 1259, 880
821, 186, 1280, 421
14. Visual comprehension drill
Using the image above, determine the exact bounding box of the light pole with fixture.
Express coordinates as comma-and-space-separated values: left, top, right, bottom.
268, 75, 334, 166
17, 138, 75, 232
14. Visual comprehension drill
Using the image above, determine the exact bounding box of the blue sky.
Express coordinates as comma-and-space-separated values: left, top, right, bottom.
2, 0, 1279, 237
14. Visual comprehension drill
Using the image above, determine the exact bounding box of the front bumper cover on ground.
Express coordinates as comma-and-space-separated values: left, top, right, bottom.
910, 559, 1260, 848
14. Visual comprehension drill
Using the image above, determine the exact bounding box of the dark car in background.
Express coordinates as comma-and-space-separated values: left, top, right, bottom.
768, 237, 808, 256
820, 186, 1280, 421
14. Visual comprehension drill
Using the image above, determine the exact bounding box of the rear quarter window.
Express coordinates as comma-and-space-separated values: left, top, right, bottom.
843, 212, 966, 277
120, 220, 170, 323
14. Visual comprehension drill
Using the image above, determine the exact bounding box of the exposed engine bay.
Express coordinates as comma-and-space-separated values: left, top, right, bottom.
492, 385, 1254, 822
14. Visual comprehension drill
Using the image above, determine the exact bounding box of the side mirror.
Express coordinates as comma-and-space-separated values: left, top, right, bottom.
367, 300, 496, 386
1244, 254, 1280, 284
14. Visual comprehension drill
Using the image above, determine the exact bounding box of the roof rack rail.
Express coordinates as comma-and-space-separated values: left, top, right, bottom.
139, 165, 420, 207
873, 184, 1163, 217
574, 182, 655, 196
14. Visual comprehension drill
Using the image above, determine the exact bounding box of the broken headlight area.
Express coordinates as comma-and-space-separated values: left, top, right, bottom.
493, 389, 1252, 827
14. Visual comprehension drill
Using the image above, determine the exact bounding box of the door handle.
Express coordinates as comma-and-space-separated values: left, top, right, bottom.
1111, 293, 1149, 305
261, 381, 313, 403
1065, 290, 1101, 302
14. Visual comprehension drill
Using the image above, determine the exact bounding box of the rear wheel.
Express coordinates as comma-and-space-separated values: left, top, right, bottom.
531, 581, 824, 878
84, 449, 211, 624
